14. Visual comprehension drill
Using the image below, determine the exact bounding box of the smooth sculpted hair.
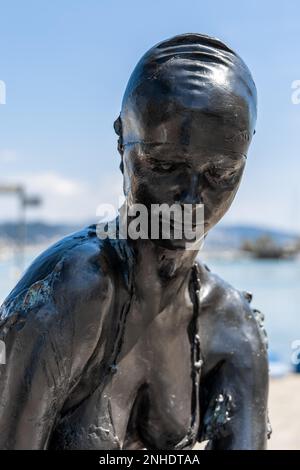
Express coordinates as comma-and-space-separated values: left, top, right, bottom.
114, 33, 257, 156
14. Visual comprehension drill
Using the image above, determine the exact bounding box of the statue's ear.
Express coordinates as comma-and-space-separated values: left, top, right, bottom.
113, 115, 124, 172
113, 115, 122, 137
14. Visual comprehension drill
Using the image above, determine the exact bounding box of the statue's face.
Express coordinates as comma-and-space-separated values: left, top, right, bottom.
121, 105, 248, 247
117, 34, 256, 249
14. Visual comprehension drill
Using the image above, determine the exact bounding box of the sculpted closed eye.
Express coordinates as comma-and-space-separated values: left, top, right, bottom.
148, 159, 182, 173
160, 162, 173, 171
204, 165, 240, 187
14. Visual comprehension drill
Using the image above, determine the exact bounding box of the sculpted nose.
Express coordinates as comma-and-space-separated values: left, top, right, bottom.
175, 173, 203, 205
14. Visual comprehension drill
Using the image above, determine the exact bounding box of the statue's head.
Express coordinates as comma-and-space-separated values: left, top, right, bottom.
114, 33, 257, 247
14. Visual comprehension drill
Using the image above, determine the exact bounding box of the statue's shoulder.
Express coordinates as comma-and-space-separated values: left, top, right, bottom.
0, 225, 114, 325
0, 226, 119, 389
195, 260, 268, 348
196, 260, 250, 312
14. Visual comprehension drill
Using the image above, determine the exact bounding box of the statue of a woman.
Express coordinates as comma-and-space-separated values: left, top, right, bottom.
0, 33, 269, 450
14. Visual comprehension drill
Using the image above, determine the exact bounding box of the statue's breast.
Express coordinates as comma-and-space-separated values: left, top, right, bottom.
132, 301, 200, 449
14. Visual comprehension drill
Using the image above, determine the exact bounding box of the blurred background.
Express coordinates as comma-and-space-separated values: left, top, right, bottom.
0, 0, 299, 449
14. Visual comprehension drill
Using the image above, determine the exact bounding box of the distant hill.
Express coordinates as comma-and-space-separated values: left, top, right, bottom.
0, 221, 299, 251
0, 221, 80, 245
203, 224, 299, 251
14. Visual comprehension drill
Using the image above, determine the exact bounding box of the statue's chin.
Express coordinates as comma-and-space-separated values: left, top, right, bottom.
148, 236, 204, 252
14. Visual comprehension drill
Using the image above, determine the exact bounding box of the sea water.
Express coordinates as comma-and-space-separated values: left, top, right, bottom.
202, 256, 300, 366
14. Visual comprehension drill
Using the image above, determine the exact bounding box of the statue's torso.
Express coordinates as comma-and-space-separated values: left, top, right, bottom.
48, 249, 201, 450
0, 226, 268, 450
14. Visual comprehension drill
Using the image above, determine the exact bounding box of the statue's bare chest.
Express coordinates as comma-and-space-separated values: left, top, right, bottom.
49, 288, 201, 449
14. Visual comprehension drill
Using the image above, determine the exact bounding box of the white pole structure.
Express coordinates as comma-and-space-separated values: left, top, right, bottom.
0, 184, 42, 273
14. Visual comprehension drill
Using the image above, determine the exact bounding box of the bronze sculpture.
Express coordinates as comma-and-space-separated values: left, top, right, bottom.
0, 33, 269, 449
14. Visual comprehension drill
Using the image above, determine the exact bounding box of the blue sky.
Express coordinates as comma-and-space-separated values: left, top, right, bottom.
0, 0, 300, 232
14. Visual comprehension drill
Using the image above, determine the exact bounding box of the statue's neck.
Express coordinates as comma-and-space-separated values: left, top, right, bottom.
114, 214, 200, 303
129, 238, 198, 289
117, 218, 198, 285
123, 238, 199, 315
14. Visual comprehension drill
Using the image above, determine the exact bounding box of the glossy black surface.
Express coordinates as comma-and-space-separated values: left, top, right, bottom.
0, 34, 268, 450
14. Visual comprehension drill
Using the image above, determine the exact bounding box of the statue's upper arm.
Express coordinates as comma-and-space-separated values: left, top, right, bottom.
0, 231, 114, 449
197, 264, 269, 448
